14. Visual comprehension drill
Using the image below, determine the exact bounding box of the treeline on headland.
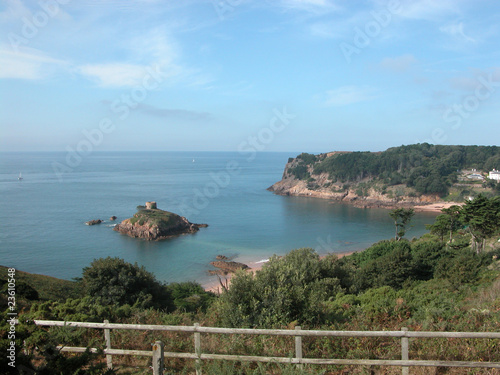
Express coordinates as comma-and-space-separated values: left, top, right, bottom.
2, 195, 500, 374
289, 143, 500, 197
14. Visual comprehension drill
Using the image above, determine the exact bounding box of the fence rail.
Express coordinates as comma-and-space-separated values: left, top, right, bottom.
33, 320, 500, 374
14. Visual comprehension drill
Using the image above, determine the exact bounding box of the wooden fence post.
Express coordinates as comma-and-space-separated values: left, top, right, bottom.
152, 340, 164, 375
401, 327, 409, 375
295, 326, 303, 369
194, 323, 202, 375
103, 320, 112, 369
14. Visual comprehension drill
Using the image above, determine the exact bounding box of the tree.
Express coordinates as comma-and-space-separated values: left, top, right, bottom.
426, 215, 449, 242
82, 257, 171, 310
426, 205, 463, 243
167, 282, 215, 313
216, 248, 343, 327
461, 195, 500, 253
389, 208, 415, 240
441, 205, 463, 242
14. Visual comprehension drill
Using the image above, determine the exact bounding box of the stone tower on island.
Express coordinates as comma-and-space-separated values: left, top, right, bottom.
146, 201, 157, 210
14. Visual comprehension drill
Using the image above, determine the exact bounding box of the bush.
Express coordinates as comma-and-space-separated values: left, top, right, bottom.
167, 282, 215, 313
82, 257, 172, 310
215, 249, 344, 328
434, 249, 485, 289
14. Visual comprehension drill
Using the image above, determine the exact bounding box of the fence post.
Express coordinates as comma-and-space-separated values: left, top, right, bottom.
103, 320, 112, 369
152, 340, 164, 375
194, 323, 202, 375
401, 327, 409, 375
295, 326, 303, 369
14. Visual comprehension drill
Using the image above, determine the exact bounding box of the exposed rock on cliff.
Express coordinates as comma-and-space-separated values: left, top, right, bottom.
268, 153, 442, 209
113, 203, 207, 240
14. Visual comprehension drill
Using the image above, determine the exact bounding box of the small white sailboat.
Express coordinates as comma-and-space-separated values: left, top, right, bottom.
18, 172, 23, 180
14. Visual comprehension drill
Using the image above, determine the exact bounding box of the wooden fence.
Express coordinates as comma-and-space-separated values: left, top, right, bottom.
34, 320, 500, 374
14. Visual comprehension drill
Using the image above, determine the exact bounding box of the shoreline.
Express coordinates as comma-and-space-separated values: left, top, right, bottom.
269, 183, 462, 213
412, 202, 462, 213
203, 250, 357, 293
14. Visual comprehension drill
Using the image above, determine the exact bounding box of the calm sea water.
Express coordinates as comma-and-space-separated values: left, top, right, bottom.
0, 152, 438, 286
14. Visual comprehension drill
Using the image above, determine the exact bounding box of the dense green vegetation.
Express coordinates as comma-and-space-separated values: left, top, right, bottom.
2, 195, 500, 374
129, 207, 180, 228
289, 144, 500, 197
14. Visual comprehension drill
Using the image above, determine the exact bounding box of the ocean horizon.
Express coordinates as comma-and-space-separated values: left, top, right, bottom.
0, 151, 438, 287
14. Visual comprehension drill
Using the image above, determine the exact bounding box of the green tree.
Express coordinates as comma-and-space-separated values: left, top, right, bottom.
82, 257, 171, 310
167, 281, 215, 313
460, 195, 500, 253
426, 215, 449, 242
389, 208, 415, 240
441, 205, 464, 242
216, 248, 343, 328
426, 206, 463, 243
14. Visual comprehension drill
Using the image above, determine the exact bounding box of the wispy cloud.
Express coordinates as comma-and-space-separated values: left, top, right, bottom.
138, 103, 213, 121
78, 63, 150, 88
323, 86, 378, 107
0, 0, 32, 23
278, 0, 339, 14
440, 22, 476, 43
77, 29, 184, 88
395, 0, 462, 21
0, 47, 67, 79
380, 54, 417, 73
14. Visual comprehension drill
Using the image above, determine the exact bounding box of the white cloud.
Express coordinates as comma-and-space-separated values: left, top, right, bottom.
0, 47, 66, 79
77, 63, 149, 88
77, 29, 185, 88
380, 54, 417, 72
324, 86, 378, 107
440, 22, 476, 43
395, 0, 461, 21
278, 0, 339, 13
0, 0, 32, 23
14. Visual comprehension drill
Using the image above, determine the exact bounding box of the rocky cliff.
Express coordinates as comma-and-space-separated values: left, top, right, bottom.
268, 154, 442, 209
114, 203, 208, 240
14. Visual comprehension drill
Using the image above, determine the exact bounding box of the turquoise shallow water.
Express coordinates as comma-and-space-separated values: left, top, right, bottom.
0, 152, 438, 286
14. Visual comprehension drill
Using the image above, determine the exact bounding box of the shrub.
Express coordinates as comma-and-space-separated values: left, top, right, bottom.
82, 257, 172, 310
215, 249, 344, 328
167, 282, 215, 313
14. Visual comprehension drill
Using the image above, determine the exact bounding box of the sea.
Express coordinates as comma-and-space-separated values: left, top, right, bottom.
0, 152, 438, 287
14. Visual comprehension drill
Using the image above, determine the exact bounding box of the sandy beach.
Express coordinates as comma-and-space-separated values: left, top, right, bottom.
204, 250, 357, 294
413, 202, 463, 213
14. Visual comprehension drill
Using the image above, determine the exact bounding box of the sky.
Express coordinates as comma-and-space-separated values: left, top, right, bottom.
1, 0, 500, 153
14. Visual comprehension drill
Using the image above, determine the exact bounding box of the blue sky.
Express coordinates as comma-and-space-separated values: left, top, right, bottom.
1, 0, 500, 153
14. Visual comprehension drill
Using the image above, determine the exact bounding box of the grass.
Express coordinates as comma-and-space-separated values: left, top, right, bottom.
128, 208, 181, 228
0, 265, 80, 302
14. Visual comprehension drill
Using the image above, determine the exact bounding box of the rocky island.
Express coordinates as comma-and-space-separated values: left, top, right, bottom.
113, 201, 208, 241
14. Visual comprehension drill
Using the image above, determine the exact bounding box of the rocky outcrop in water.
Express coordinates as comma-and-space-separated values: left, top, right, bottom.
209, 261, 249, 275
85, 219, 102, 225
113, 202, 207, 241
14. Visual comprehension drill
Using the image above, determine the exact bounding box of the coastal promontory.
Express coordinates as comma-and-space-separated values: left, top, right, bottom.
113, 201, 208, 241
269, 144, 500, 209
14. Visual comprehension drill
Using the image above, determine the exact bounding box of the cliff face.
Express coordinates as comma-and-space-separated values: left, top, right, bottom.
114, 205, 207, 240
268, 156, 442, 209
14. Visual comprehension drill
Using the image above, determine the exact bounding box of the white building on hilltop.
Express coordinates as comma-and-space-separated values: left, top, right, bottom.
489, 169, 500, 181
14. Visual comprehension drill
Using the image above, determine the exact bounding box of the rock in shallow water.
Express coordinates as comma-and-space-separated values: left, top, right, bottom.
113, 203, 207, 241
